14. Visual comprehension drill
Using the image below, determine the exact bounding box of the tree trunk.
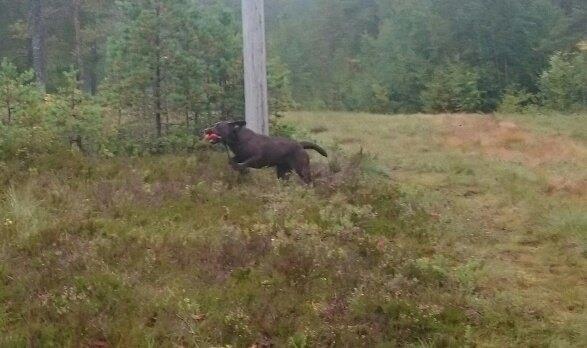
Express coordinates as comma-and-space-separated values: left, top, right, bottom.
155, 63, 162, 138
242, 0, 269, 135
185, 87, 192, 130
88, 43, 98, 94
4, 85, 12, 125
165, 101, 169, 132
29, 0, 47, 91
72, 0, 84, 88
504, 59, 509, 86
118, 107, 122, 127
153, 2, 162, 138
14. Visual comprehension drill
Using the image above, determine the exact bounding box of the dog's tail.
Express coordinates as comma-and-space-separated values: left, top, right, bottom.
300, 141, 328, 157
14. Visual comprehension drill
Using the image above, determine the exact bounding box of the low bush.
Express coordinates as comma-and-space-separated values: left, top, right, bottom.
0, 149, 481, 347
498, 88, 539, 114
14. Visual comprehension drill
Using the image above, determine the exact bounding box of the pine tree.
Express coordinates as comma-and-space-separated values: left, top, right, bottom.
105, 1, 244, 137
0, 58, 38, 125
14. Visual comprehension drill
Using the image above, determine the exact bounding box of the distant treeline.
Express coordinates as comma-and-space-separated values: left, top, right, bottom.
0, 0, 585, 119
264, 0, 586, 113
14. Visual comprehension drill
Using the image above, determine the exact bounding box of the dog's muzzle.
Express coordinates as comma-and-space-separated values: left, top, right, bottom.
203, 129, 222, 144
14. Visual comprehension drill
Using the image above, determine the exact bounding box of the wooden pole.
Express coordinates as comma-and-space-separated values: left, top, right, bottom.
242, 0, 269, 135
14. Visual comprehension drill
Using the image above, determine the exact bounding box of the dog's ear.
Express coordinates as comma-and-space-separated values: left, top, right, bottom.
230, 120, 246, 128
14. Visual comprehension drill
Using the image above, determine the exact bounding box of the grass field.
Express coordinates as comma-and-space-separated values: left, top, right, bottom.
1, 111, 585, 347
286, 111, 587, 345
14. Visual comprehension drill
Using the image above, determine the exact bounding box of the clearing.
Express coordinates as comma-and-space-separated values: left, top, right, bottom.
0, 111, 585, 347
287, 111, 587, 346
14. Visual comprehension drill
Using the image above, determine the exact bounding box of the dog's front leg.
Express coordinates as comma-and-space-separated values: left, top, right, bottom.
232, 155, 262, 172
229, 157, 247, 173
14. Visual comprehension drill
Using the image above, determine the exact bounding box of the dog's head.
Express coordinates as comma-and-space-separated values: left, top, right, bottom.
203, 120, 246, 144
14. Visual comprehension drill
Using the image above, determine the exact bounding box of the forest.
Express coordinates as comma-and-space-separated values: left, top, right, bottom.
0, 1, 586, 346
266, 0, 586, 112
1, 1, 586, 129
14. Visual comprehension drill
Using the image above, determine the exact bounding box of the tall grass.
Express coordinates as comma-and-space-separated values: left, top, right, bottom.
0, 111, 585, 346
3, 185, 45, 242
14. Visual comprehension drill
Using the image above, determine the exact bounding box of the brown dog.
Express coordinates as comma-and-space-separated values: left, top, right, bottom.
204, 121, 327, 183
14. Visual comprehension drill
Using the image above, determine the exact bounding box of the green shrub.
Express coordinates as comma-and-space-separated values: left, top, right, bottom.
369, 82, 392, 113
497, 87, 538, 114
343, 78, 393, 114
104, 126, 204, 156
46, 69, 107, 154
0, 122, 60, 162
270, 117, 305, 139
422, 63, 483, 113
268, 57, 295, 117
0, 64, 111, 161
539, 52, 587, 111
0, 59, 41, 126
0, 61, 63, 161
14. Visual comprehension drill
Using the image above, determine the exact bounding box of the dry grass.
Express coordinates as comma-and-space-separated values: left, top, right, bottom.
442, 114, 587, 167
0, 149, 471, 347
0, 111, 585, 346
285, 110, 587, 346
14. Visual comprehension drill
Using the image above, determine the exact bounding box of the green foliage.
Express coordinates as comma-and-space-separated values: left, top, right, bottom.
267, 0, 380, 110
498, 87, 539, 114
0, 62, 108, 161
539, 51, 587, 111
267, 0, 572, 112
2, 0, 585, 113
46, 68, 105, 154
368, 82, 392, 114
0, 150, 476, 347
269, 117, 303, 139
0, 110, 586, 346
288, 332, 308, 348
0, 58, 40, 125
268, 56, 294, 117
104, 1, 244, 138
0, 121, 58, 162
0, 59, 58, 161
421, 64, 483, 113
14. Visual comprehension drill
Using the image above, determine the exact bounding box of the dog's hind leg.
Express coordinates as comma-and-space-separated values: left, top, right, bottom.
292, 152, 312, 184
276, 164, 292, 181
296, 166, 311, 184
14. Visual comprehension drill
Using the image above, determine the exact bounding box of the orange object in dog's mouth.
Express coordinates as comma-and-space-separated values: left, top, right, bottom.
203, 129, 222, 143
